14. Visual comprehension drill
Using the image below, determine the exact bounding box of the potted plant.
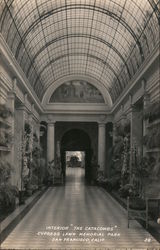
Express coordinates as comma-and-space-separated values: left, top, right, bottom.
0, 160, 19, 212
119, 183, 135, 198
0, 184, 19, 212
19, 122, 33, 201
105, 176, 121, 192
0, 104, 13, 119
132, 156, 150, 199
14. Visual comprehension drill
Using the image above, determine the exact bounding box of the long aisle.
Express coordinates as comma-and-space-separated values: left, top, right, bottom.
1, 167, 160, 249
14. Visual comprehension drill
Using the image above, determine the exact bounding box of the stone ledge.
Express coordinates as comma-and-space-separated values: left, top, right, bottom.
0, 187, 48, 244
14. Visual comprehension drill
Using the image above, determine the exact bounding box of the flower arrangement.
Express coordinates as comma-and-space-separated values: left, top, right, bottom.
0, 160, 19, 212
0, 184, 19, 212
21, 122, 33, 191
0, 104, 18, 212
119, 183, 135, 198
0, 104, 13, 147
0, 161, 13, 184
112, 120, 131, 192
130, 142, 151, 198
121, 136, 130, 185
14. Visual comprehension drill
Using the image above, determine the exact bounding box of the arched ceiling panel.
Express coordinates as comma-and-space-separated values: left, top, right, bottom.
0, 0, 159, 103
34, 54, 118, 89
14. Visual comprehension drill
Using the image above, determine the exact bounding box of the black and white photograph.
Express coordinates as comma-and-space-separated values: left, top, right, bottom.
0, 0, 160, 249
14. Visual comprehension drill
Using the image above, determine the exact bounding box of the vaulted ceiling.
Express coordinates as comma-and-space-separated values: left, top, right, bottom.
0, 0, 159, 104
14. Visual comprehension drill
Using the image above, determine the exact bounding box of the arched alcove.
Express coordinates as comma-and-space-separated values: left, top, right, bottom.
60, 128, 92, 183
42, 75, 112, 107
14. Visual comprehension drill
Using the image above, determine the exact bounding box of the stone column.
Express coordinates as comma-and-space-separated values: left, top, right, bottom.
143, 92, 150, 156
98, 123, 106, 172
7, 92, 15, 185
47, 122, 55, 163
143, 93, 150, 124
129, 103, 143, 183
15, 105, 27, 190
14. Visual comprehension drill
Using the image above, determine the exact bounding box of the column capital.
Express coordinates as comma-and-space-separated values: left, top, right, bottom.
127, 104, 137, 114
47, 122, 55, 127
31, 103, 34, 111
143, 91, 150, 101
119, 113, 127, 123
98, 114, 107, 123
129, 94, 132, 105
28, 113, 33, 123
143, 92, 150, 109
24, 93, 28, 104
16, 104, 27, 111
98, 122, 106, 127
141, 78, 146, 92
8, 91, 16, 100
12, 77, 17, 92
121, 104, 124, 112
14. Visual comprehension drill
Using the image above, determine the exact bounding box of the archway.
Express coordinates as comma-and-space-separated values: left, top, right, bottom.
60, 129, 92, 184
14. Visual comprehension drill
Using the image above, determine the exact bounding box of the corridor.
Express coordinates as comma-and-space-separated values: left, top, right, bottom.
1, 168, 160, 249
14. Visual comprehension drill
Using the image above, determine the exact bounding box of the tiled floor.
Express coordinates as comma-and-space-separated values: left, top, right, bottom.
1, 167, 160, 249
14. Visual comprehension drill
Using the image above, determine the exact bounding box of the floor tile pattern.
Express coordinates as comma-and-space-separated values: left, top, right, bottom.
1, 167, 160, 249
